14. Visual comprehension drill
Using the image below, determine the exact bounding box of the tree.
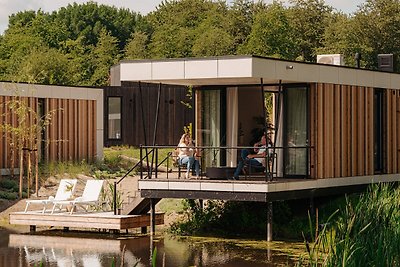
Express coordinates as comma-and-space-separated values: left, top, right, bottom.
124, 31, 149, 59
227, 0, 256, 51
238, 2, 296, 59
345, 0, 400, 71
12, 47, 73, 85
90, 29, 120, 86
288, 0, 333, 61
316, 12, 353, 65
0, 86, 56, 198
147, 0, 227, 58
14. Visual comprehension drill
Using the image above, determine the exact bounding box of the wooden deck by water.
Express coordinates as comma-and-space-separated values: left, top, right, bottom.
9, 211, 164, 232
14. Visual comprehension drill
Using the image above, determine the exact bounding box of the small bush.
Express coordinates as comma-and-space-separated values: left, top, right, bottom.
0, 190, 18, 200
0, 179, 19, 191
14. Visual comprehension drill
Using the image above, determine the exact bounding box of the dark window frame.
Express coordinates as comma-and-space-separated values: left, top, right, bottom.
107, 96, 123, 141
282, 84, 310, 178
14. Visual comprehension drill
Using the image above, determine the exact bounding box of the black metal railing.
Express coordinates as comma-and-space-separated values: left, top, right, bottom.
138, 145, 312, 182
113, 148, 156, 215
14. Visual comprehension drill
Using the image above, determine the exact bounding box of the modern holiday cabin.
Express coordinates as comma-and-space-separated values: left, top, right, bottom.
110, 55, 400, 203
0, 82, 103, 174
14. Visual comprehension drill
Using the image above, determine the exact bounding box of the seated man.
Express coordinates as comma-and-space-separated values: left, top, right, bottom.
233, 135, 268, 180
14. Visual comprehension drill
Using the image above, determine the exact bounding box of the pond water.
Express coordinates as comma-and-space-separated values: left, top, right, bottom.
0, 228, 305, 266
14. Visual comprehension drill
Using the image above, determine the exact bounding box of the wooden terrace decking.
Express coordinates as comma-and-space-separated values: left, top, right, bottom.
9, 211, 164, 232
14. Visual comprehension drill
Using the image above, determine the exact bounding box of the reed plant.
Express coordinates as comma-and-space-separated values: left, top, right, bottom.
300, 183, 400, 266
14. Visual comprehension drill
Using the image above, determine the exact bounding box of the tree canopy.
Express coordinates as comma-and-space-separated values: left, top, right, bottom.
1, 0, 400, 86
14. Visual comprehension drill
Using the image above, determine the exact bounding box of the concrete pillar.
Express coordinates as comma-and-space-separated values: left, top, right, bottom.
267, 202, 273, 241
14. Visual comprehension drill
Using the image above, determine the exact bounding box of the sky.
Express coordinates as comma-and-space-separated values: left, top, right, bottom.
0, 0, 365, 34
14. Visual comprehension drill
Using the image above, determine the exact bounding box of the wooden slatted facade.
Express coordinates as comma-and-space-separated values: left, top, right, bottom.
0, 96, 97, 169
103, 82, 194, 147
309, 83, 400, 179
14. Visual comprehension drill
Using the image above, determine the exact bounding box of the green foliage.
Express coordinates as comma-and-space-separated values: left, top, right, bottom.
99, 179, 124, 211
124, 31, 149, 59
300, 183, 400, 266
39, 160, 94, 177
239, 2, 296, 59
3, 0, 400, 82
0, 179, 19, 192
288, 0, 333, 61
0, 190, 18, 200
152, 246, 157, 267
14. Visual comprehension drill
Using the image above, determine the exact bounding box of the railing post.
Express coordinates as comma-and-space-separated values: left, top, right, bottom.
155, 147, 158, 179
166, 153, 169, 180
113, 181, 117, 215
140, 145, 143, 180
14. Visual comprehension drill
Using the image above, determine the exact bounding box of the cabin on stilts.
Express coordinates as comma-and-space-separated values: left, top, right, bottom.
111, 55, 400, 240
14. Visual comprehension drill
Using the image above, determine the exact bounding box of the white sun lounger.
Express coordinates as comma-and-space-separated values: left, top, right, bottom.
51, 179, 105, 215
24, 179, 77, 213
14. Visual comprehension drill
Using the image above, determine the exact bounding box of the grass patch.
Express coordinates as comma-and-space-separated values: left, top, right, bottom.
39, 160, 95, 177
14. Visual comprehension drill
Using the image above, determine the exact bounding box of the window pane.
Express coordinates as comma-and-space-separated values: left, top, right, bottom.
285, 87, 307, 176
108, 97, 121, 139
199, 90, 221, 167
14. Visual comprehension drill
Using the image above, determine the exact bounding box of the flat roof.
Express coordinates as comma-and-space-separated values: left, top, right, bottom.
112, 55, 400, 89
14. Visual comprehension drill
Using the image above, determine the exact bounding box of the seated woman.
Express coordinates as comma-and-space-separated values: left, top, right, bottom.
177, 133, 200, 179
233, 134, 268, 179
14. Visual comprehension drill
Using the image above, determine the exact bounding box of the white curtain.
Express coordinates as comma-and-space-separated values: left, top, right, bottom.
226, 87, 238, 167
285, 87, 307, 176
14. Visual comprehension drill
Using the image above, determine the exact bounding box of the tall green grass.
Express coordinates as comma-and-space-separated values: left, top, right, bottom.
301, 183, 400, 266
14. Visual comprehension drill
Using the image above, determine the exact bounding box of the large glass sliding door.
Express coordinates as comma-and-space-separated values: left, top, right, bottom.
284, 86, 308, 177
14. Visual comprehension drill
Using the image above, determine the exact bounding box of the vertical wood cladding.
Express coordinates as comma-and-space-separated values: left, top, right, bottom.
0, 96, 96, 169
310, 83, 400, 178
310, 83, 377, 179
103, 83, 194, 147
47, 98, 96, 162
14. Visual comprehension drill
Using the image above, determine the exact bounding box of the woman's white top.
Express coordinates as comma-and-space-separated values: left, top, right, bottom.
178, 142, 194, 159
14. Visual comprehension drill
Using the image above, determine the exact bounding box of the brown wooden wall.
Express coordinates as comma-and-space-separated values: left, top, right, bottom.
310, 83, 400, 179
46, 98, 97, 162
0, 96, 97, 169
103, 82, 194, 147
310, 83, 375, 179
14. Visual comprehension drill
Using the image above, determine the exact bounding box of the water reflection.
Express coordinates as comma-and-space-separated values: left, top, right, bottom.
1, 228, 299, 266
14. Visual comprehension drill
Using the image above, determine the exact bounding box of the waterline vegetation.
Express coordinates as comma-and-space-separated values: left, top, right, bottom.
300, 183, 400, 266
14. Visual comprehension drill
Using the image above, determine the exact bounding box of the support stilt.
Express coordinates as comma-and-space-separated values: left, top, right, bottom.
267, 202, 273, 241
150, 198, 156, 235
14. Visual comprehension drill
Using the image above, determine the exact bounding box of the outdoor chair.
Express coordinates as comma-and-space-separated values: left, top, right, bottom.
171, 148, 202, 179
24, 179, 77, 213
51, 179, 105, 215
